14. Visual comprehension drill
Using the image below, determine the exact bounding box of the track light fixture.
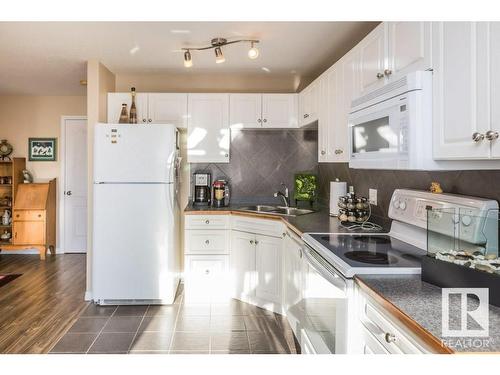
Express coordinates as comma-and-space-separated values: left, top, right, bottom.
181, 37, 260, 67
184, 50, 193, 68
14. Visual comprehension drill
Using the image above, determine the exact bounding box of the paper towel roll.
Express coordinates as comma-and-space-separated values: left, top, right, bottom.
330, 180, 347, 216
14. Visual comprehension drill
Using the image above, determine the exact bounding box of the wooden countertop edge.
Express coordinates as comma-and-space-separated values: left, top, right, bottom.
355, 277, 455, 354
184, 209, 304, 237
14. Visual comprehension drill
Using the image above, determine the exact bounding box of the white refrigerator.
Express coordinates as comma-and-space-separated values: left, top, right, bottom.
92, 123, 181, 305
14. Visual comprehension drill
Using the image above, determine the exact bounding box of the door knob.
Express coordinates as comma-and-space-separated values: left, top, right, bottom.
472, 132, 485, 142
66, 191, 72, 196
142, 119, 146, 123
485, 130, 499, 141
250, 240, 254, 244
257, 119, 262, 123
385, 333, 396, 343
205, 239, 210, 245
263, 119, 267, 123
321, 150, 326, 155
376, 72, 384, 79
384, 69, 393, 76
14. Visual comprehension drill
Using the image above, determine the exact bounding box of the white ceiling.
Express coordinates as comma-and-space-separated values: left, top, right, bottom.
0, 22, 378, 95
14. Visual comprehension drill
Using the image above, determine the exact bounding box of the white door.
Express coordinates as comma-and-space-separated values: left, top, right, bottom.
229, 94, 262, 129
299, 82, 319, 126
261, 94, 298, 128
107, 92, 148, 124
63, 117, 87, 253
432, 22, 491, 159
489, 22, 500, 158
359, 24, 387, 95
184, 255, 230, 303
255, 234, 282, 304
387, 22, 431, 80
148, 93, 188, 128
230, 230, 256, 300
187, 94, 230, 163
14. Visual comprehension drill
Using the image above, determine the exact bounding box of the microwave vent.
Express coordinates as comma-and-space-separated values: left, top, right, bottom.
351, 75, 408, 109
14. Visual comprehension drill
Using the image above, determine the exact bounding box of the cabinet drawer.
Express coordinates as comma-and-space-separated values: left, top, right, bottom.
362, 300, 425, 354
361, 324, 389, 354
185, 230, 229, 254
231, 215, 284, 238
185, 214, 230, 230
13, 210, 45, 222
13, 221, 45, 245
184, 255, 230, 303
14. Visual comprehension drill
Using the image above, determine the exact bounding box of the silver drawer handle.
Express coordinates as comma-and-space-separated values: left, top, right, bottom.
205, 269, 210, 275
472, 132, 485, 142
385, 333, 396, 343
205, 220, 210, 224
486, 130, 499, 141
376, 72, 384, 79
205, 240, 210, 245
250, 240, 254, 244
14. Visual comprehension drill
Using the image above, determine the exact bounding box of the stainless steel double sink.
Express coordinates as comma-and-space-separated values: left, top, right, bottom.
237, 205, 315, 217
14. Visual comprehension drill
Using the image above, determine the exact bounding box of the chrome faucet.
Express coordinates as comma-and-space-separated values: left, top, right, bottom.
274, 182, 290, 207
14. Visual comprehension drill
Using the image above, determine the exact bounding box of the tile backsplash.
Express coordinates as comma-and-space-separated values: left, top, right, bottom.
190, 129, 319, 204
318, 163, 500, 220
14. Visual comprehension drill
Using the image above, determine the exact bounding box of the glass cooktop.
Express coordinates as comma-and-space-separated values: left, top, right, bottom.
307, 234, 425, 270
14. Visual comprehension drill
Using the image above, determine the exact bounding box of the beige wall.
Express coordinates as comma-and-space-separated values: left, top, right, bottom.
115, 72, 300, 93
86, 60, 116, 298
0, 96, 87, 181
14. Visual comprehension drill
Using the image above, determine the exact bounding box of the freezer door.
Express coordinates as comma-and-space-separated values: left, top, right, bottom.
92, 183, 179, 302
94, 124, 177, 183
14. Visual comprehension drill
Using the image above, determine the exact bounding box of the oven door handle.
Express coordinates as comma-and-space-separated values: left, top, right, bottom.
303, 244, 347, 292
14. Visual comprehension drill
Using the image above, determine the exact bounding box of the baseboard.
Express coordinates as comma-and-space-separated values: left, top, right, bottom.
84, 291, 93, 301
0, 248, 64, 255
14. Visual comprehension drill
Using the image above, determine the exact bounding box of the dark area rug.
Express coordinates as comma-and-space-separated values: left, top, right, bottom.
0, 274, 21, 288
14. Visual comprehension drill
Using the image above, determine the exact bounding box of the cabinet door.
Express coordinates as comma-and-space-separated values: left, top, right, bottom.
262, 94, 298, 128
255, 234, 282, 304
148, 93, 188, 128
489, 22, 500, 158
229, 94, 262, 129
432, 22, 491, 159
230, 230, 256, 300
13, 221, 45, 245
283, 234, 304, 312
187, 94, 230, 163
358, 24, 387, 95
299, 82, 319, 126
387, 22, 431, 80
107, 93, 148, 124
184, 255, 230, 303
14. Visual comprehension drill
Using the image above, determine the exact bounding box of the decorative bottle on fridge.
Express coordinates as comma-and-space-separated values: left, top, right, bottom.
118, 103, 129, 124
129, 87, 137, 124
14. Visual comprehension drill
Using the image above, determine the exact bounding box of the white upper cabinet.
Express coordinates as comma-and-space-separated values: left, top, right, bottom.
358, 23, 387, 95
229, 94, 262, 129
488, 22, 500, 158
107, 92, 187, 127
187, 94, 230, 163
148, 93, 188, 128
387, 22, 431, 81
107, 92, 148, 124
229, 93, 298, 129
299, 80, 320, 126
432, 22, 491, 159
261, 94, 299, 128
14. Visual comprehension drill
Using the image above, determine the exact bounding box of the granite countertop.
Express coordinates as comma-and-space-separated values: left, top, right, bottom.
356, 274, 500, 353
184, 202, 390, 235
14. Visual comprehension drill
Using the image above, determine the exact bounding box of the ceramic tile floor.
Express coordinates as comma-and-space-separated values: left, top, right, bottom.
50, 287, 300, 354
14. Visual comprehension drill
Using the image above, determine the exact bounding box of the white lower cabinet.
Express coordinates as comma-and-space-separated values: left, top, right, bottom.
184, 255, 230, 303
230, 230, 256, 300
255, 234, 282, 304
357, 286, 433, 354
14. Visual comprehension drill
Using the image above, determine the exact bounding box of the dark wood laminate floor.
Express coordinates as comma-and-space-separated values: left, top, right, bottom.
0, 254, 88, 354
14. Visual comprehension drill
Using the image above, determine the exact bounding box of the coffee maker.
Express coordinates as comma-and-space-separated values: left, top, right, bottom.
193, 172, 211, 206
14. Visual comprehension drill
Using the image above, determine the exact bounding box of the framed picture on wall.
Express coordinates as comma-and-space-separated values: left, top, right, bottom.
28, 138, 57, 161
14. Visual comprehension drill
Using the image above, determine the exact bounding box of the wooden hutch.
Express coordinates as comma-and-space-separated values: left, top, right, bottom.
0, 158, 56, 260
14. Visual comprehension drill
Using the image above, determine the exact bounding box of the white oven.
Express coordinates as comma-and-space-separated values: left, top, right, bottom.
348, 71, 433, 170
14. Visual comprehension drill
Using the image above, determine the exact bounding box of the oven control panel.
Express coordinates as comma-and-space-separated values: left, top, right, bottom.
388, 189, 498, 246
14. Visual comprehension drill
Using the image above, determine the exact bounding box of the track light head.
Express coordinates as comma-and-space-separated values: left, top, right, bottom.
184, 50, 193, 68
214, 47, 225, 64
248, 42, 259, 59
